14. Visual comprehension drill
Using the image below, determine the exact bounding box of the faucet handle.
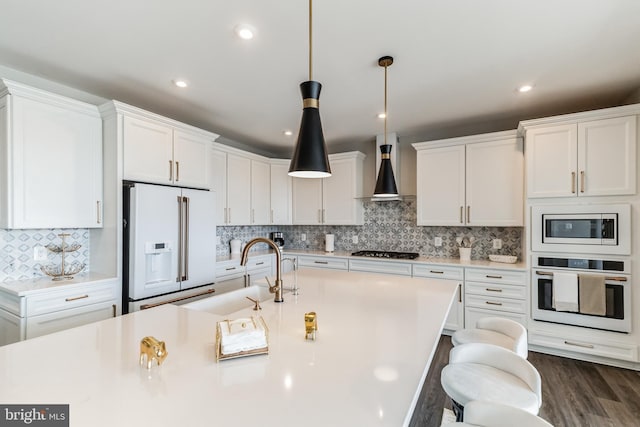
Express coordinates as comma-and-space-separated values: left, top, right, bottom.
246, 296, 261, 311
264, 276, 280, 294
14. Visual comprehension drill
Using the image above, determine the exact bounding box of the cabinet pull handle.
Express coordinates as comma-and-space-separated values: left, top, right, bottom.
467, 206, 470, 223
224, 208, 227, 223
225, 267, 237, 271
314, 261, 329, 264
486, 274, 503, 279
256, 262, 264, 266
271, 209, 274, 224
228, 208, 231, 223
580, 170, 585, 193
459, 206, 463, 224
176, 161, 180, 182
65, 294, 89, 302
485, 301, 502, 306
96, 201, 101, 224
318, 209, 322, 224
564, 340, 594, 349
252, 209, 255, 223
485, 288, 503, 292
430, 270, 444, 274
571, 171, 576, 193
169, 160, 173, 181
458, 283, 462, 303
140, 288, 216, 310
322, 209, 326, 223
112, 304, 117, 317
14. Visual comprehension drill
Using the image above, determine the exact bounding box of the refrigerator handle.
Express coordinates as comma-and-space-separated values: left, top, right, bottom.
183, 196, 190, 281
177, 196, 183, 282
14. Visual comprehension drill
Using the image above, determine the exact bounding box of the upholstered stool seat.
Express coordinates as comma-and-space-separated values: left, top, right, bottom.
452, 317, 528, 359
441, 401, 553, 427
441, 343, 542, 421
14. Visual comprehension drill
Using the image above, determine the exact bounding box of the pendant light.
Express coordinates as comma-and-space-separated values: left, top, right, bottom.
288, 0, 331, 178
373, 56, 399, 197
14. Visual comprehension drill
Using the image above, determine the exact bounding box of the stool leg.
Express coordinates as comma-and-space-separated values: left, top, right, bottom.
451, 399, 464, 422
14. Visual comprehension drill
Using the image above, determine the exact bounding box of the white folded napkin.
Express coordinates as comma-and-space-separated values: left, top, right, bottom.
220, 317, 267, 355
553, 272, 579, 312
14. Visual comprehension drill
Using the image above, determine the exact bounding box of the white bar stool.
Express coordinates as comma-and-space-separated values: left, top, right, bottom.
451, 317, 528, 359
441, 400, 553, 427
441, 343, 542, 421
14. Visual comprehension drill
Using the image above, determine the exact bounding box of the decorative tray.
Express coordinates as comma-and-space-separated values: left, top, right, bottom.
215, 317, 269, 362
489, 254, 518, 264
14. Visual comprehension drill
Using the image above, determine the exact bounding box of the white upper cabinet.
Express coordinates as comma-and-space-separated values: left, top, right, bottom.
225, 153, 252, 225
269, 159, 292, 225
292, 152, 365, 225
207, 148, 227, 225
118, 104, 217, 189
413, 131, 523, 227
0, 80, 103, 229
523, 111, 637, 198
250, 159, 271, 224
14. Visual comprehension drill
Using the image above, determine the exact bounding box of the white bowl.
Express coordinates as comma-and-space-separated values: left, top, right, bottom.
489, 254, 517, 264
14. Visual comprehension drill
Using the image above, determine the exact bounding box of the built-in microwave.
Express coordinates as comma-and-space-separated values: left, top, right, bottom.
531, 204, 631, 255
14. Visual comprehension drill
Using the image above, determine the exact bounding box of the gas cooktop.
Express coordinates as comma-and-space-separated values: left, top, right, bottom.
351, 250, 420, 260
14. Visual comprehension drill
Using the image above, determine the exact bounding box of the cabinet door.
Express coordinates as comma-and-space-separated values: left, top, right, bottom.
292, 177, 323, 224
578, 116, 636, 196
323, 157, 363, 225
416, 145, 465, 225
173, 130, 210, 189
250, 159, 271, 224
123, 115, 173, 184
466, 138, 523, 226
445, 282, 464, 331
8, 95, 103, 228
226, 153, 251, 225
270, 161, 292, 225
525, 124, 577, 198
207, 149, 227, 224
0, 308, 23, 346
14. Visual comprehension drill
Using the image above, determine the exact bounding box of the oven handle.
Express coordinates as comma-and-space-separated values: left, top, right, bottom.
535, 270, 627, 282
139, 288, 216, 310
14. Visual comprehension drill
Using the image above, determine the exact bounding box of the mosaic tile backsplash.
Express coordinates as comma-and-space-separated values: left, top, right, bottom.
1, 229, 90, 282
217, 200, 523, 260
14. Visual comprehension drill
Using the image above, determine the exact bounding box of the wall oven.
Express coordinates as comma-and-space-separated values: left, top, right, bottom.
531, 204, 630, 255
531, 254, 631, 333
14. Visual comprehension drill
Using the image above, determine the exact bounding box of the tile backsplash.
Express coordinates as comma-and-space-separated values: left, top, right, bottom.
1, 229, 89, 282
217, 200, 523, 260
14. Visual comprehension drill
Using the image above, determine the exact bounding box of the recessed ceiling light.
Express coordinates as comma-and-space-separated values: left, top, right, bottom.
518, 84, 533, 93
173, 80, 188, 88
283, 130, 293, 136
235, 24, 255, 40
377, 113, 386, 119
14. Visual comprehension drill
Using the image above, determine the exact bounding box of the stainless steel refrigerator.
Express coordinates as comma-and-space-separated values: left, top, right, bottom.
123, 182, 216, 313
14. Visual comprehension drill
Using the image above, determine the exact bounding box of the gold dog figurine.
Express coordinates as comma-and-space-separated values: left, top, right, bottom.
304, 312, 317, 340
140, 336, 168, 370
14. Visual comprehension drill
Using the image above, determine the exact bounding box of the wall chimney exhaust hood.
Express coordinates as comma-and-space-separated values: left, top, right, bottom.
366, 133, 414, 202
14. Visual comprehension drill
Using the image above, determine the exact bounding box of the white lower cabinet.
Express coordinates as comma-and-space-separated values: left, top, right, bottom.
528, 329, 638, 362
413, 264, 464, 332
297, 255, 349, 270
0, 277, 119, 346
215, 254, 275, 290
464, 268, 527, 328
349, 259, 413, 276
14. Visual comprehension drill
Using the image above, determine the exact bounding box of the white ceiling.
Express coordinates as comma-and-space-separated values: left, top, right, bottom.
1, 0, 639, 156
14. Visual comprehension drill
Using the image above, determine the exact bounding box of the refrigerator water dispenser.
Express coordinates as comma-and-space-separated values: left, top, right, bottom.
144, 241, 173, 284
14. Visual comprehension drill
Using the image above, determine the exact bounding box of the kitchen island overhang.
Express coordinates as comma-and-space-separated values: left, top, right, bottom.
0, 269, 458, 427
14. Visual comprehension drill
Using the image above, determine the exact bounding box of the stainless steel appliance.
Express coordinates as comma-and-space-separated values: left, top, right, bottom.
351, 250, 420, 260
271, 232, 285, 248
123, 182, 216, 313
531, 204, 630, 255
531, 254, 631, 333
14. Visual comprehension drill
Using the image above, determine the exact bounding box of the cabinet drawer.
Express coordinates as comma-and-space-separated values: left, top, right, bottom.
465, 294, 527, 314
0, 292, 23, 316
413, 264, 463, 280
216, 261, 244, 281
465, 307, 527, 329
26, 301, 117, 340
529, 331, 638, 362
25, 281, 117, 317
465, 281, 527, 300
465, 268, 526, 285
246, 255, 273, 272
298, 256, 349, 270
349, 259, 412, 276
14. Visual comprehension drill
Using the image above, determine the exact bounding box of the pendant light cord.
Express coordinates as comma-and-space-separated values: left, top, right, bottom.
384, 62, 388, 145
309, 0, 313, 81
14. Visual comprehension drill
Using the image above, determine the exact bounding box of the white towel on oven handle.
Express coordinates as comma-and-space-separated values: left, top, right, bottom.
552, 272, 579, 312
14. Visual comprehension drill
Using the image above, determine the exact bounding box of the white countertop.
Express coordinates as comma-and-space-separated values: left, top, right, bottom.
0, 272, 117, 296
0, 269, 458, 427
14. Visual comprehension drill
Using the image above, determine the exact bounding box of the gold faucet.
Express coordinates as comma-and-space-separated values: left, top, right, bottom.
241, 237, 284, 303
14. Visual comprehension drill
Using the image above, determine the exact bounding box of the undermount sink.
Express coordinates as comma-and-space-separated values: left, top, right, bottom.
182, 285, 276, 316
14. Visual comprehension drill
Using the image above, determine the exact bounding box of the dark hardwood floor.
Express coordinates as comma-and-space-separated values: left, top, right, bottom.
409, 335, 640, 427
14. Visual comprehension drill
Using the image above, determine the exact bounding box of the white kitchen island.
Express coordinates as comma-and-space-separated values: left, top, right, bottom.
0, 269, 458, 427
